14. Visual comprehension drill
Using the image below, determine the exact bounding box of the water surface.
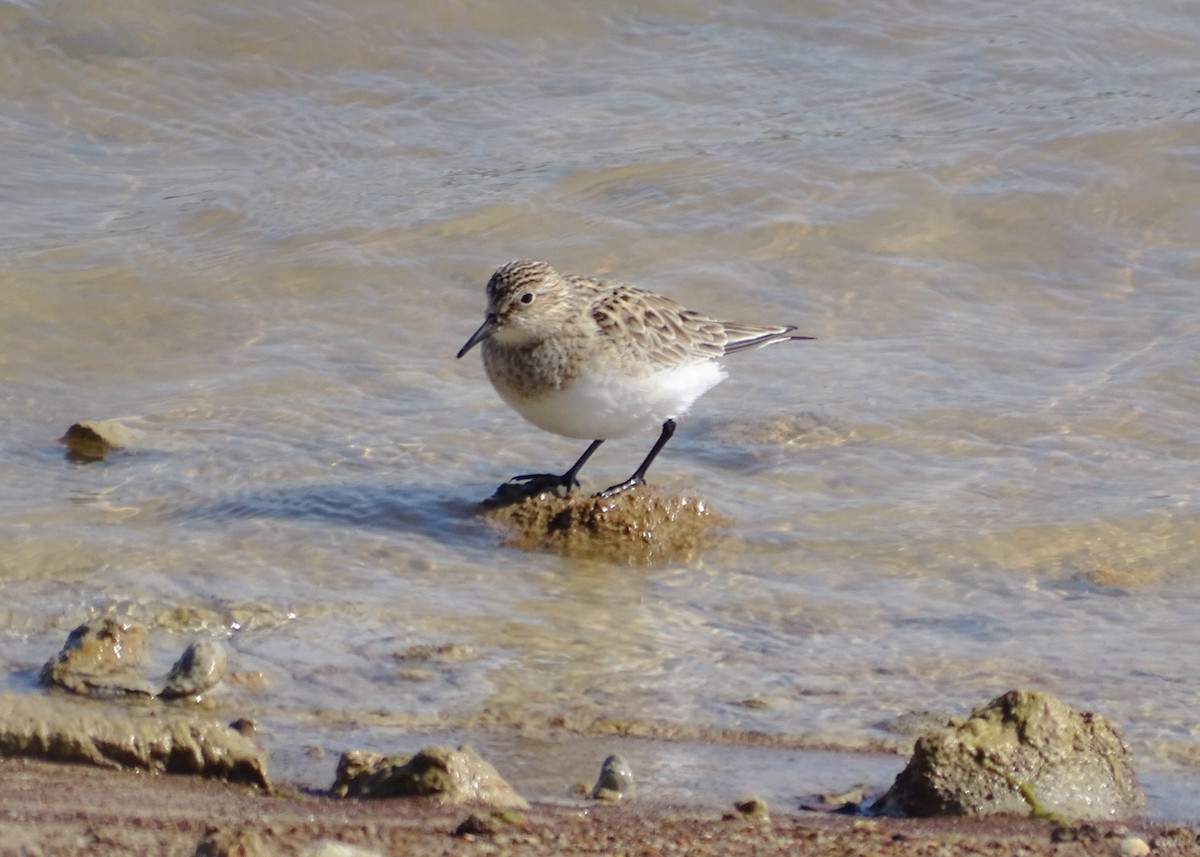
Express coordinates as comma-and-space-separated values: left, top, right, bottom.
2, 0, 1199, 816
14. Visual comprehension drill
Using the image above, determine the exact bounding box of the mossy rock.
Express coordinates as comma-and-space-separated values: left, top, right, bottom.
482, 487, 728, 564
40, 617, 153, 697
874, 689, 1145, 821
331, 744, 528, 809
0, 694, 268, 788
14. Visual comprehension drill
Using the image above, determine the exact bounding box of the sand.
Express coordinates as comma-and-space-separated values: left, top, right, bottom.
2, 757, 1196, 857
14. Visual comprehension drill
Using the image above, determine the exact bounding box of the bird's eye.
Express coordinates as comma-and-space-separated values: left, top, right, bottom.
519, 292, 534, 304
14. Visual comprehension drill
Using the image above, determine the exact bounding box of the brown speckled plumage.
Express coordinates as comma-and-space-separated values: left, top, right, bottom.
468, 260, 800, 383
456, 259, 814, 497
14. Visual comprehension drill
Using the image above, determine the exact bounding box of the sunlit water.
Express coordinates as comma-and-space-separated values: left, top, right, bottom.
2, 0, 1199, 817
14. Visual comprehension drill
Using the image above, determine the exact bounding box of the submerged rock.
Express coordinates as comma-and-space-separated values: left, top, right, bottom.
590, 753, 635, 801
874, 689, 1145, 821
59, 420, 143, 461
483, 487, 728, 564
40, 617, 154, 697
733, 795, 770, 820
715, 412, 844, 448
160, 640, 228, 699
331, 745, 528, 809
0, 693, 269, 788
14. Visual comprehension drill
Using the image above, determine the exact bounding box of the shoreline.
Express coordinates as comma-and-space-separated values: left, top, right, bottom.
3, 756, 1198, 857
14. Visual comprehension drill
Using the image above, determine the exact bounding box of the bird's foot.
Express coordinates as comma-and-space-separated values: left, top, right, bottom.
594, 476, 644, 499
509, 472, 578, 494
479, 472, 576, 507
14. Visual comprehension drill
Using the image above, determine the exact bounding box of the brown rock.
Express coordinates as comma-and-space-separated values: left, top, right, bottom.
875, 689, 1145, 821
0, 693, 269, 788
193, 825, 271, 857
331, 744, 527, 809
453, 811, 522, 837
590, 753, 635, 801
40, 617, 154, 697
483, 488, 727, 564
59, 420, 143, 461
734, 795, 770, 820
160, 640, 229, 699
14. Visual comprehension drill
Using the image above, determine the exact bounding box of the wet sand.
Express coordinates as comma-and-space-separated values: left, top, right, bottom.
2, 757, 1195, 857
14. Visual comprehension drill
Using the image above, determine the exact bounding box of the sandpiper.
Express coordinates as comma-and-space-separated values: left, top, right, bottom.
457, 260, 813, 497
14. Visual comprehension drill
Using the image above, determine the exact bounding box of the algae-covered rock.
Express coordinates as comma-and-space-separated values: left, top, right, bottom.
42, 618, 230, 701
331, 744, 528, 809
483, 487, 727, 564
874, 689, 1145, 821
0, 693, 269, 788
40, 617, 154, 697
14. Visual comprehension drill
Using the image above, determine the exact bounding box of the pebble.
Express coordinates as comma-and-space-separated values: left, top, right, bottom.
300, 844, 384, 857
1119, 836, 1150, 857
193, 825, 270, 857
590, 753, 635, 801
160, 640, 228, 699
454, 812, 506, 837
733, 795, 769, 820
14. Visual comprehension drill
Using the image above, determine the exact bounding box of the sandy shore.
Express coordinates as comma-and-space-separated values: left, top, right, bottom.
2, 758, 1197, 857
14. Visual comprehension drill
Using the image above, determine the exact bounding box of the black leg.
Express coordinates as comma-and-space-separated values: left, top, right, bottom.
597, 419, 676, 498
509, 439, 604, 495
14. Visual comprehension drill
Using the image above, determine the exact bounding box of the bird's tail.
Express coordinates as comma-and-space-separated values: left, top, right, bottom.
723, 323, 815, 355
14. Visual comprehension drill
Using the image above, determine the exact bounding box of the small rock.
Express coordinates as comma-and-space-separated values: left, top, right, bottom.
393, 643, 475, 663
60, 420, 142, 461
1050, 823, 1102, 843
733, 795, 769, 820
228, 671, 268, 692
453, 810, 524, 837
331, 745, 528, 809
301, 843, 385, 857
40, 617, 154, 697
454, 812, 502, 837
1150, 827, 1200, 850
590, 753, 635, 801
816, 785, 867, 806
193, 825, 270, 857
229, 718, 258, 736
160, 640, 228, 699
1119, 836, 1150, 857
877, 710, 957, 739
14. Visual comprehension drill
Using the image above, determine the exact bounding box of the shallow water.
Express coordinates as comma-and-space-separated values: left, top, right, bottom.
2, 0, 1199, 817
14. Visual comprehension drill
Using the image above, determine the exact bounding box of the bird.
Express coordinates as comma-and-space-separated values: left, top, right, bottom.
457, 259, 813, 498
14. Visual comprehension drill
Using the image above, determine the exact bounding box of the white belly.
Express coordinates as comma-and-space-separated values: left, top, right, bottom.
498, 360, 727, 440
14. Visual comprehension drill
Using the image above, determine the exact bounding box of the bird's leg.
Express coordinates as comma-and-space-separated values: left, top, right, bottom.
509, 439, 604, 495
596, 419, 676, 498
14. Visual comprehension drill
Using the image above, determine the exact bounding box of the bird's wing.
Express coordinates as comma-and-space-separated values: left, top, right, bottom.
587, 282, 726, 368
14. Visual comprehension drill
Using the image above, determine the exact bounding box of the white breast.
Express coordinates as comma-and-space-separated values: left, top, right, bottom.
497, 360, 727, 440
